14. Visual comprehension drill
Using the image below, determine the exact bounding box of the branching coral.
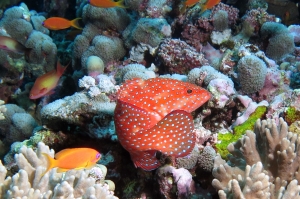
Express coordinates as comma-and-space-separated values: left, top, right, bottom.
0, 142, 118, 198
212, 118, 300, 198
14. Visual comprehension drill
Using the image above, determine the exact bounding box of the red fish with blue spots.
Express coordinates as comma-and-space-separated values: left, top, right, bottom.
114, 78, 210, 170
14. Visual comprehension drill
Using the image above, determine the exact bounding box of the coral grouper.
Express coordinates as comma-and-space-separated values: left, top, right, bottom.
114, 78, 210, 170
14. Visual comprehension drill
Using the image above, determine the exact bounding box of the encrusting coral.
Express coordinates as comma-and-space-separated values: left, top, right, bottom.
0, 142, 118, 199
212, 118, 300, 198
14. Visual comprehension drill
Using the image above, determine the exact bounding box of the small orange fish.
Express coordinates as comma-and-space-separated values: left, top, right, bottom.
42, 148, 101, 176
201, 0, 220, 13
0, 36, 31, 57
29, 61, 68, 99
115, 78, 211, 170
42, 17, 82, 30
185, 0, 200, 7
88, 0, 126, 8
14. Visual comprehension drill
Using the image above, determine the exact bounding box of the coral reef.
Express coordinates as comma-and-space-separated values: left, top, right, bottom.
123, 18, 171, 48
261, 22, 295, 61
41, 75, 117, 140
82, 5, 130, 31
156, 165, 195, 199
188, 65, 235, 109
0, 142, 118, 198
0, 3, 57, 74
1, 0, 300, 198
237, 55, 267, 94
158, 39, 209, 74
212, 118, 300, 198
73, 33, 126, 71
117, 63, 156, 82
0, 104, 38, 144
25, 30, 57, 72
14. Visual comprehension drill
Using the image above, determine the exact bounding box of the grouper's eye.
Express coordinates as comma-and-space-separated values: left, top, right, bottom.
187, 89, 193, 94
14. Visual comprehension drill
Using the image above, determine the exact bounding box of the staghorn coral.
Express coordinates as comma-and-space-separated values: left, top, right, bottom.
0, 142, 118, 199
212, 118, 300, 198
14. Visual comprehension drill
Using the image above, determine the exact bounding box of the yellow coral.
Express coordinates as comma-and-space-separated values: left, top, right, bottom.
289, 121, 300, 135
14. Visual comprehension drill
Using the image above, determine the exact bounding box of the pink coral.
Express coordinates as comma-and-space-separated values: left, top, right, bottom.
181, 18, 214, 49
156, 165, 195, 199
158, 38, 209, 74
288, 25, 300, 44
210, 3, 239, 26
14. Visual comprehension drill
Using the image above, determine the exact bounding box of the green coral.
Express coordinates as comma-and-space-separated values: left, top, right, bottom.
216, 105, 267, 159
284, 106, 300, 125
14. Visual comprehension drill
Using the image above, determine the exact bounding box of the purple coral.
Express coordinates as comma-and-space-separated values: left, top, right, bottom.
156, 165, 195, 199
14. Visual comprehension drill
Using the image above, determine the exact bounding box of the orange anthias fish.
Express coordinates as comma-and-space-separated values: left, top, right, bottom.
114, 78, 211, 170
185, 0, 200, 7
29, 61, 68, 99
88, 0, 126, 8
201, 0, 220, 13
42, 17, 82, 30
0, 36, 31, 56
42, 148, 101, 176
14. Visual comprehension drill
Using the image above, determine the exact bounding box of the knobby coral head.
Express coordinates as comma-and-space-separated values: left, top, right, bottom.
114, 77, 210, 170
